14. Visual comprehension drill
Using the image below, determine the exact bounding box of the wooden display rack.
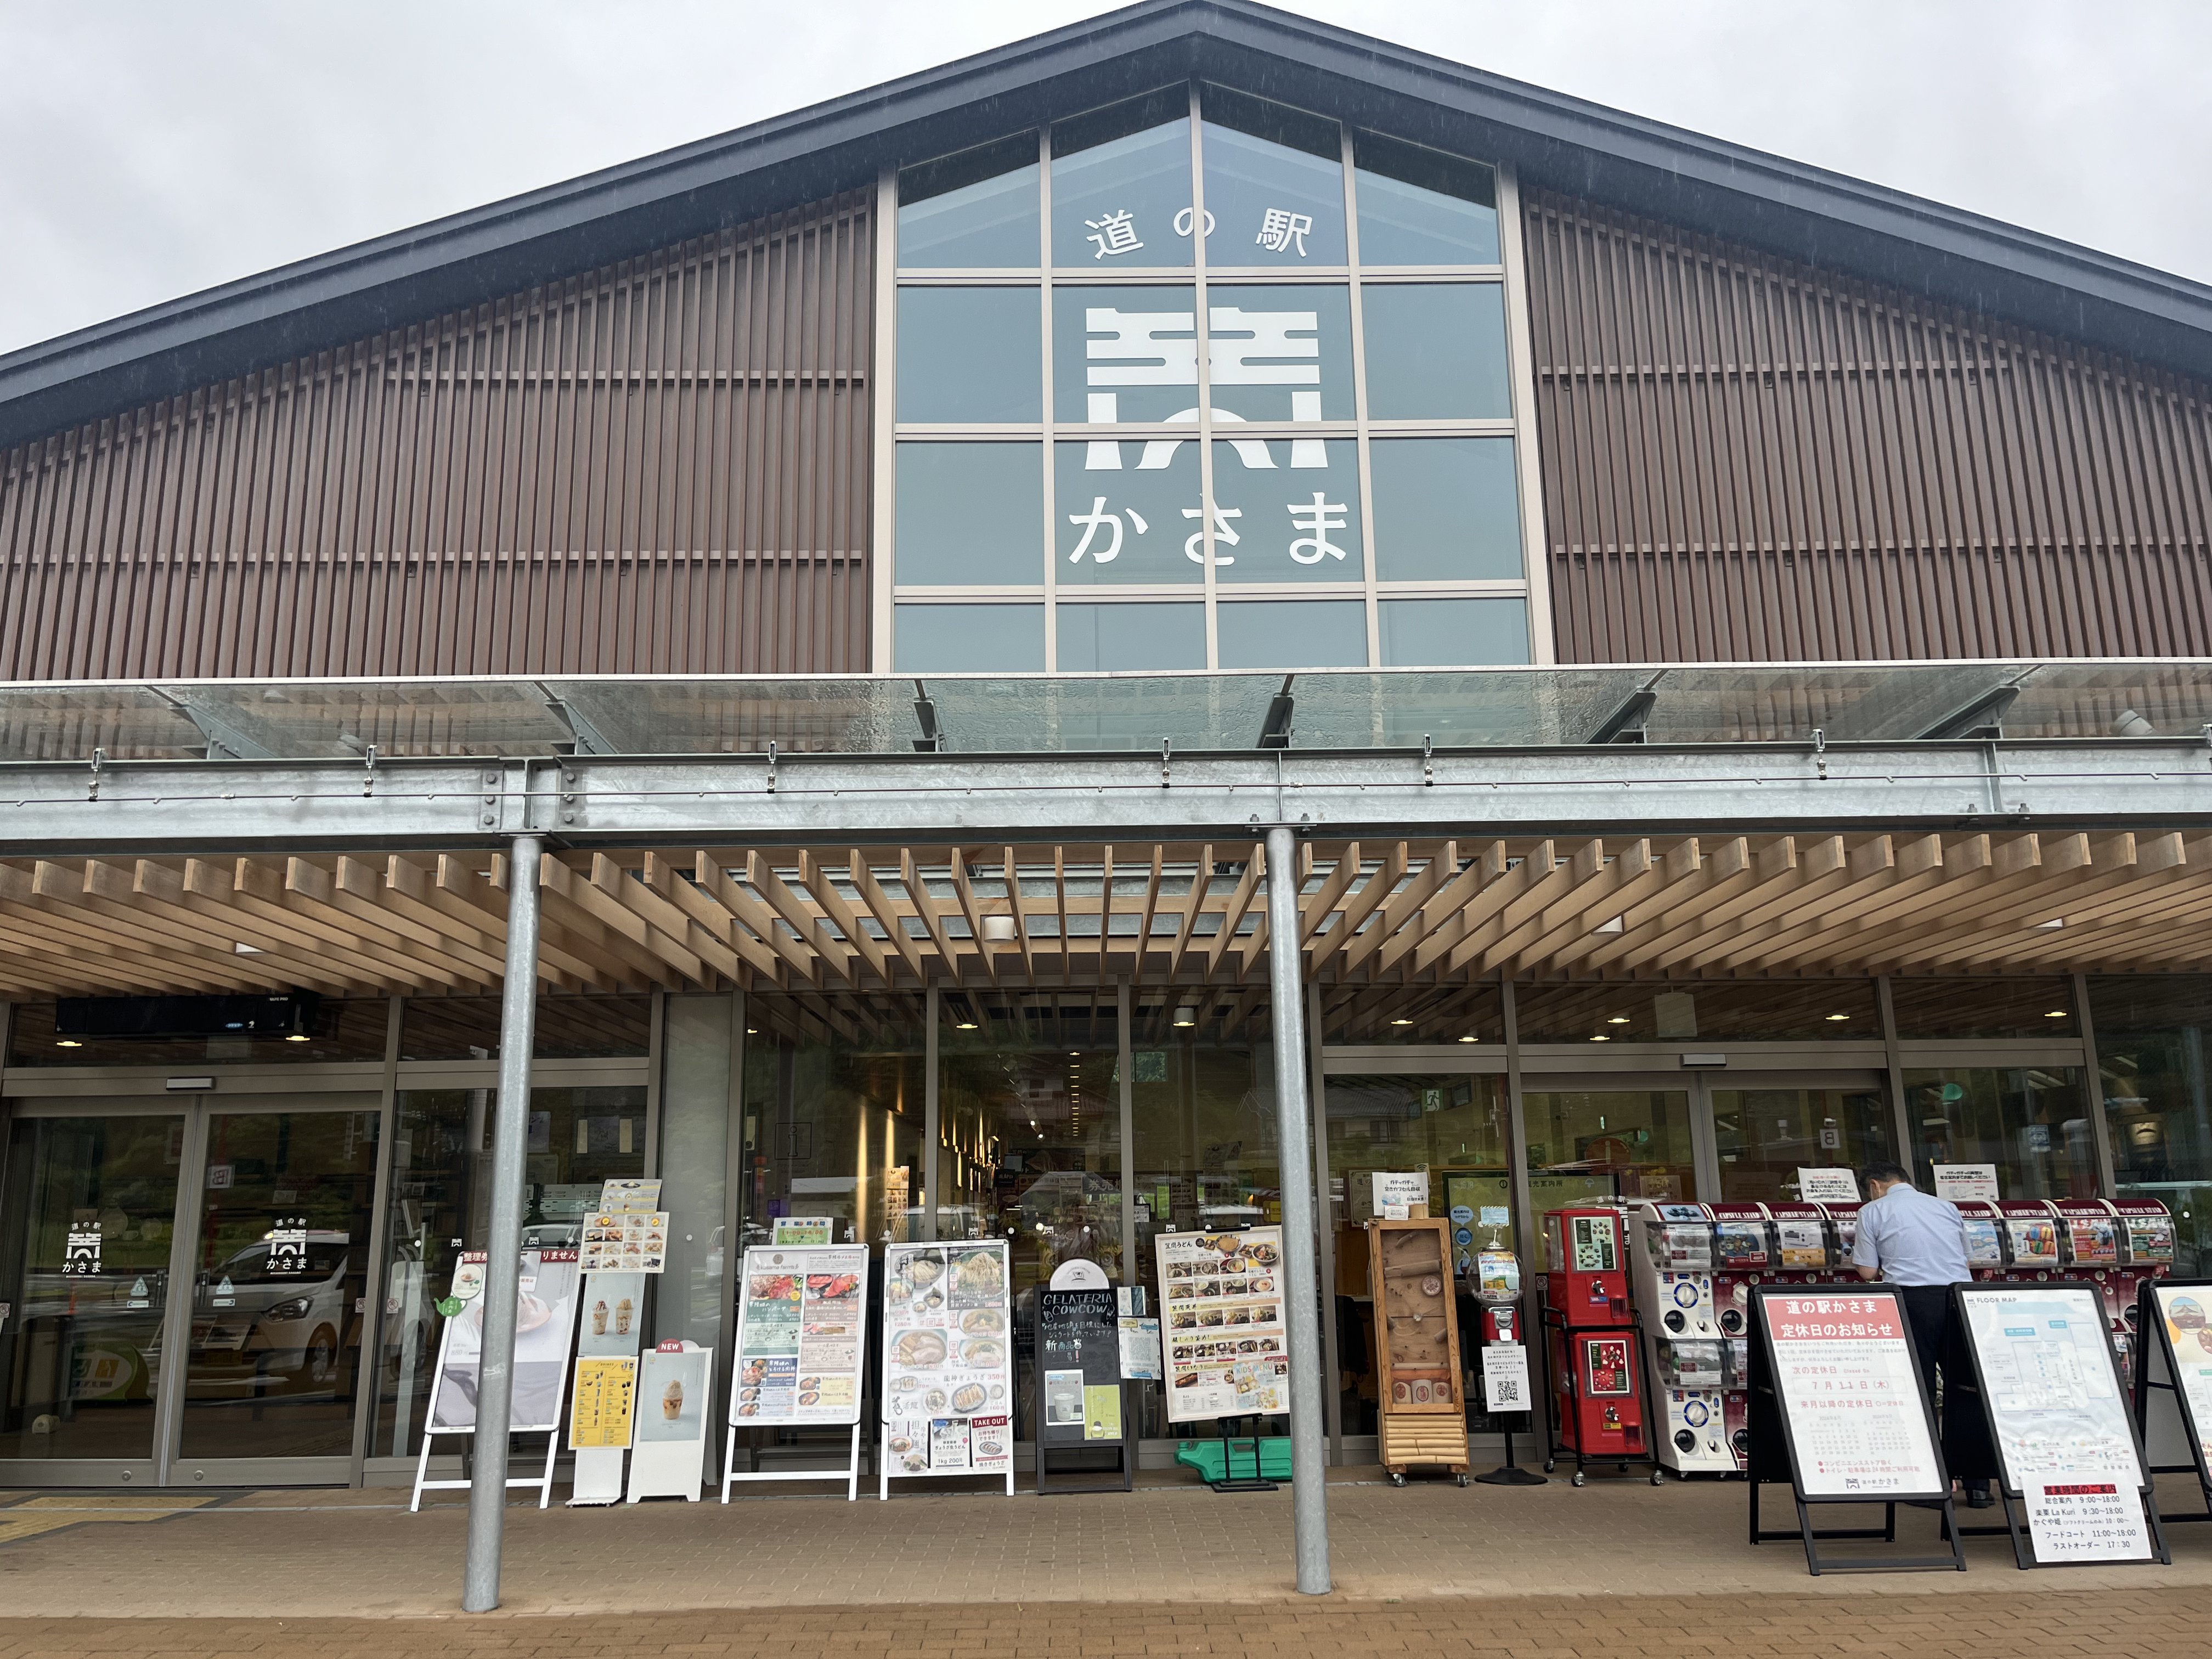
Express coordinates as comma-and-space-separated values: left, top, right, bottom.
1367, 1216, 1469, 1486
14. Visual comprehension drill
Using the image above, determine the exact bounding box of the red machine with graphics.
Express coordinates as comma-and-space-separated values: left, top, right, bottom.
1764, 1203, 1837, 1292
2111, 1198, 2176, 1332
1996, 1199, 2062, 1283
1953, 1199, 2008, 1280
1819, 1200, 1864, 1278
1541, 1206, 1651, 1485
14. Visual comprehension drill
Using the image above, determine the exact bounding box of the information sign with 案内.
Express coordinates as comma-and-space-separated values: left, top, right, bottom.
2023, 1481, 2152, 1562
1156, 1226, 1290, 1423
1757, 1289, 1945, 1498
731, 1244, 868, 1427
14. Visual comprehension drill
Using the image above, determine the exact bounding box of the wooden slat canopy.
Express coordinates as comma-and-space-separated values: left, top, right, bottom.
0, 831, 2202, 1002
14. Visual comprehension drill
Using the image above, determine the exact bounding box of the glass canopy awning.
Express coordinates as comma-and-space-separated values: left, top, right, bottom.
0, 661, 2207, 762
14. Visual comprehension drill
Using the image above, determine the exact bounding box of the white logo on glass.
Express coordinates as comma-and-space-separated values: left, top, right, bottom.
1064, 498, 1150, 565
1084, 210, 1144, 259
1082, 306, 1325, 471
1255, 208, 1313, 257
1287, 493, 1350, 565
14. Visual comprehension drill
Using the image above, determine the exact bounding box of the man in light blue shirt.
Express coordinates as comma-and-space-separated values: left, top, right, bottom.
1852, 1160, 1990, 1505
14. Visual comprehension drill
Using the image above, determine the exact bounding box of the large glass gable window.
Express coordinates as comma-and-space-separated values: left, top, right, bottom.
890, 86, 1532, 672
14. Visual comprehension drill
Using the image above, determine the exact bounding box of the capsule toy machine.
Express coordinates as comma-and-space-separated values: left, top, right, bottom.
2052, 1198, 2123, 1319
1541, 1206, 1652, 1485
1997, 1199, 2062, 1284
1765, 1203, 1837, 1290
2112, 1199, 2176, 1330
1819, 1200, 1864, 1281
1953, 1199, 2009, 1280
1629, 1204, 1727, 1476
1707, 1203, 1775, 1338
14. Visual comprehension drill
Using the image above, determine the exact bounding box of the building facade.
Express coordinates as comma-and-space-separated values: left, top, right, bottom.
2, 1, 2211, 1503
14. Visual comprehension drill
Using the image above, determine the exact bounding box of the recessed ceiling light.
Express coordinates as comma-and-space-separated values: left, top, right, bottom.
1458, 1035, 1480, 1044
55, 1039, 82, 1049
1606, 1015, 1630, 1025
2045, 1010, 2068, 1019
1172, 1006, 1197, 1028
956, 1020, 978, 1031
285, 1033, 311, 1042
1390, 1018, 1413, 1026
1825, 1013, 1851, 1022
1590, 1034, 1611, 1043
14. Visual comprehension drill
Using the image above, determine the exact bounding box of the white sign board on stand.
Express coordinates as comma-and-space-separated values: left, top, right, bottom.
879, 1240, 1014, 1497
628, 1342, 714, 1502
724, 1244, 870, 1501
411, 1249, 579, 1513
1480, 1344, 1532, 1414
1155, 1226, 1289, 1423
568, 1269, 646, 1505
1757, 1288, 1945, 1497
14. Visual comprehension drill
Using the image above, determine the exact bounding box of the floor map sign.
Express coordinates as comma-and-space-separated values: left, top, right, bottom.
1156, 1226, 1289, 1423
881, 1240, 1012, 1476
1757, 1289, 1944, 1497
1959, 1286, 2143, 1489
732, 1245, 868, 1426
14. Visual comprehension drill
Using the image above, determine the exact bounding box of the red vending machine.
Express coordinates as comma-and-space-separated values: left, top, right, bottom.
1707, 1203, 1774, 1338
1765, 1203, 1837, 1293
1954, 1199, 2008, 1279
1541, 1206, 1651, 1486
1819, 1200, 1864, 1281
2112, 1198, 2177, 1327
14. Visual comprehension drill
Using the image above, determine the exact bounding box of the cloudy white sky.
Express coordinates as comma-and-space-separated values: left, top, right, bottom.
3, 0, 2206, 358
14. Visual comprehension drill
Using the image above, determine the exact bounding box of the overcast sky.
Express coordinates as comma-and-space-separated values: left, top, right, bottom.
4, 0, 2207, 358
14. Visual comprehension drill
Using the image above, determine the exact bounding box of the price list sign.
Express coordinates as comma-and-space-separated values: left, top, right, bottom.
1758, 1291, 1944, 1498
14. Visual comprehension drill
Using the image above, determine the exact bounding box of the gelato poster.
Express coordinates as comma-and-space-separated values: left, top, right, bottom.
1155, 1226, 1290, 1424
881, 1240, 1013, 1476
731, 1245, 869, 1427
430, 1249, 580, 1433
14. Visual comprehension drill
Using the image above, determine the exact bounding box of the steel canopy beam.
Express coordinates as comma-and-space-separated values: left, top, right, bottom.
0, 744, 2209, 853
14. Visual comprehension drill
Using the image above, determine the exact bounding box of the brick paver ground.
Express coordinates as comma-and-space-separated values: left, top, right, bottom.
1, 1471, 2205, 1654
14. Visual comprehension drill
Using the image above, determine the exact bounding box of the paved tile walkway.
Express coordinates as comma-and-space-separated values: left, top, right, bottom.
0, 1469, 2205, 1654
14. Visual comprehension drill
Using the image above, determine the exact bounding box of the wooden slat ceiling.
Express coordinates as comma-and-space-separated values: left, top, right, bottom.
0, 830, 2204, 1003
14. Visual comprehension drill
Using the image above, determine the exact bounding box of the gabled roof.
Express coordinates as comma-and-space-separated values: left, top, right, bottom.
8, 0, 2212, 452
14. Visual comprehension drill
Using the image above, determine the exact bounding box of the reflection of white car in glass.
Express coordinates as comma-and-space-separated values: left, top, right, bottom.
190, 1232, 353, 1392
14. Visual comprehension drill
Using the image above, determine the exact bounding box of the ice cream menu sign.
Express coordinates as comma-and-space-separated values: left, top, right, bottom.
732, 1245, 869, 1426
1156, 1226, 1290, 1424
880, 1240, 1012, 1476
1758, 1290, 1944, 1497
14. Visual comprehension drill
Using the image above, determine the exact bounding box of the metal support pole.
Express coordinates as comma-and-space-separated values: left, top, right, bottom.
462, 833, 543, 1614
1263, 823, 1330, 1596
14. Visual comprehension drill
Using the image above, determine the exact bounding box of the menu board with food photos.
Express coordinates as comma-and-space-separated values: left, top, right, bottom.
1156, 1226, 1290, 1424
581, 1210, 669, 1273
880, 1240, 1013, 1481
732, 1245, 870, 1426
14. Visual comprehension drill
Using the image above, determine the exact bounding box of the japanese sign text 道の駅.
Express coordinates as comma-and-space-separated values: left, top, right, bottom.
1758, 1290, 1944, 1498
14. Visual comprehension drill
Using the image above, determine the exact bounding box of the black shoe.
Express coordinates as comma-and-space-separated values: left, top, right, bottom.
1965, 1487, 1995, 1510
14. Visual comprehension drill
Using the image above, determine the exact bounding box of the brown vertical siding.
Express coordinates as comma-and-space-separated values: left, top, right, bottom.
1523, 189, 2212, 662
0, 189, 874, 679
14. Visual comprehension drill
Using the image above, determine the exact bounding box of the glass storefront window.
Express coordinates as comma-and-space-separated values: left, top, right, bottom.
1378, 597, 1530, 667
1216, 599, 1367, 668
1904, 1066, 2096, 1199
1199, 87, 1346, 267
1051, 91, 1194, 269
2089, 975, 2212, 1273
375, 1088, 481, 1459
740, 996, 926, 1250
10, 998, 388, 1067
1211, 437, 1363, 585
894, 603, 1045, 672
1711, 1086, 1891, 1204
1325, 1073, 1511, 1436
894, 443, 1043, 585
1361, 282, 1511, 420
1514, 980, 1881, 1044
1205, 284, 1354, 422
0, 1114, 184, 1461
898, 133, 1040, 269
1889, 978, 2079, 1039
399, 995, 651, 1061
1369, 437, 1520, 581
1056, 602, 1206, 671
1353, 132, 1499, 267
1052, 284, 1198, 425
1053, 435, 1203, 584
1522, 1088, 1699, 1203
896, 287, 1042, 423
1320, 984, 1505, 1046
938, 995, 1121, 1438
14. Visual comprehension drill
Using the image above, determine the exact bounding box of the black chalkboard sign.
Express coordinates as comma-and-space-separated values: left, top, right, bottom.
1034, 1287, 1133, 1494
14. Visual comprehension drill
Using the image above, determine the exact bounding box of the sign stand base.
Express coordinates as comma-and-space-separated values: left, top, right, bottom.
722, 1422, 864, 1503
409, 1425, 561, 1513
1475, 1412, 1547, 1485
1748, 1479, 1965, 1574
1205, 1414, 1279, 1492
